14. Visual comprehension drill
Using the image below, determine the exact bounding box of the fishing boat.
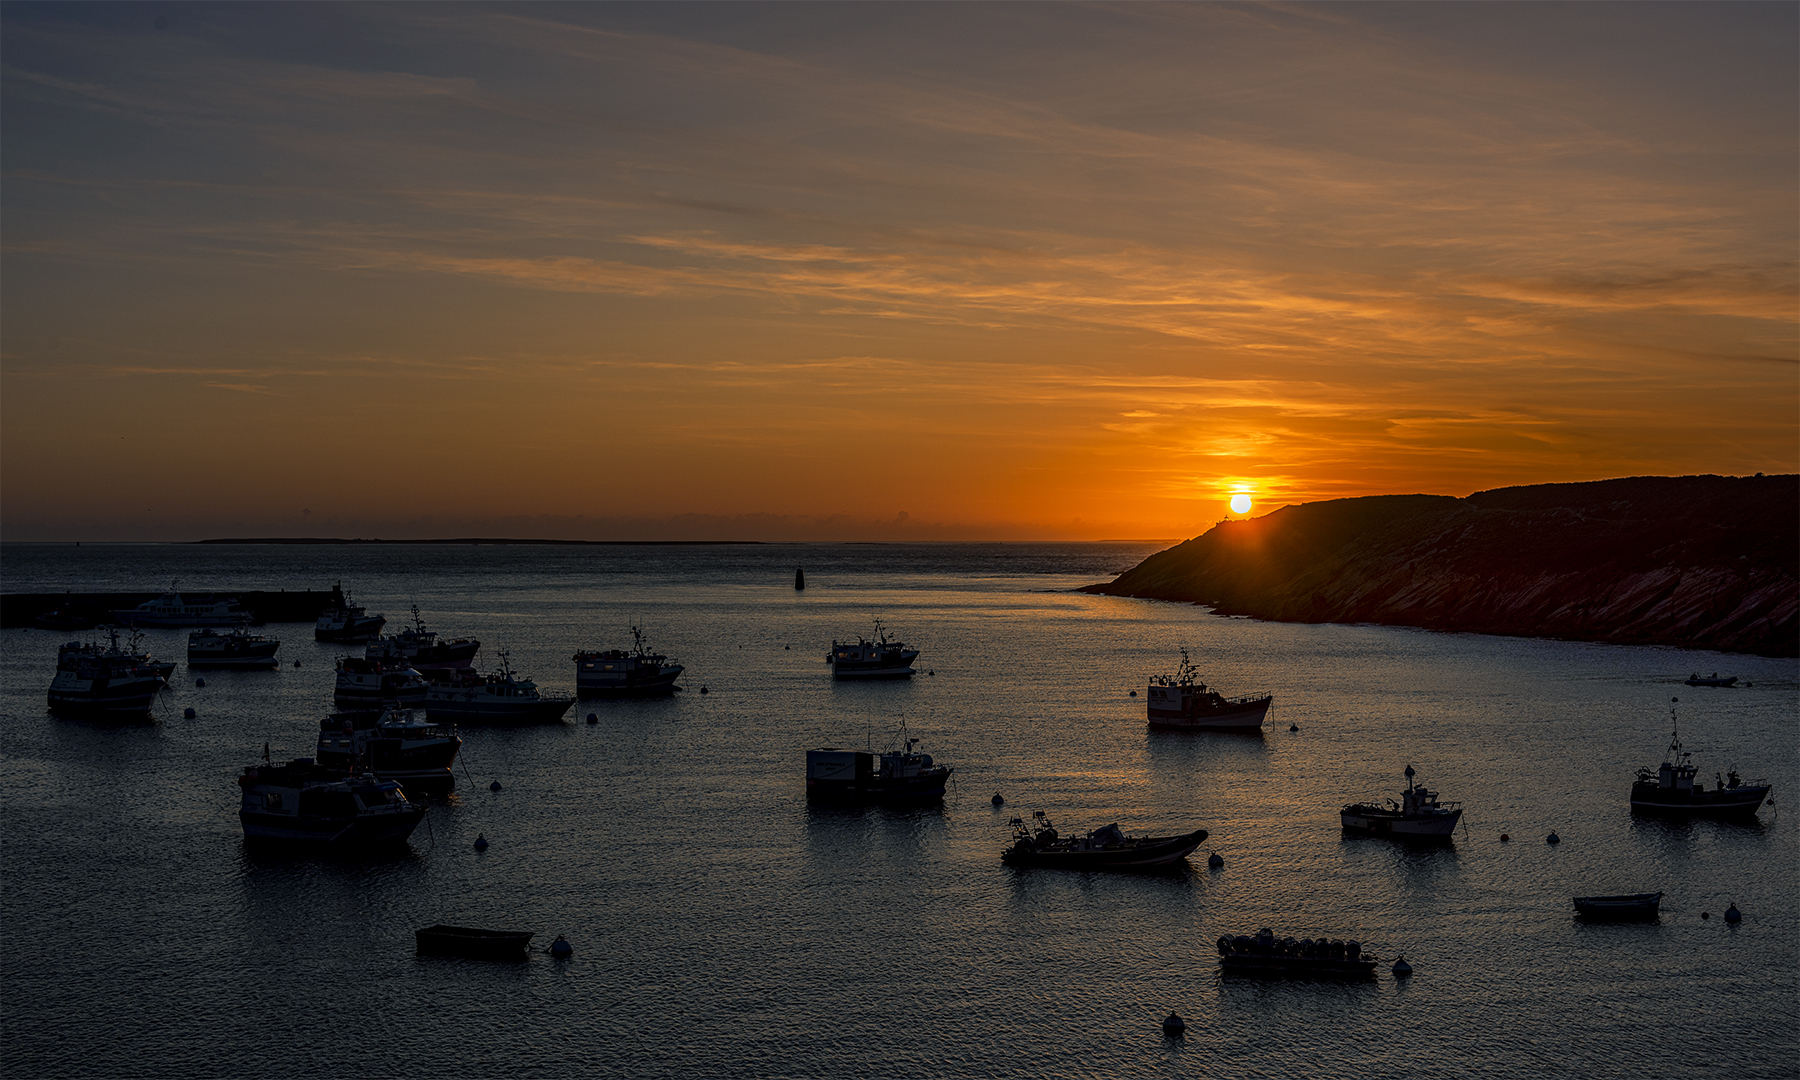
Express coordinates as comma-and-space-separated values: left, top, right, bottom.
805, 735, 953, 802
414, 925, 534, 959
1630, 703, 1772, 818
112, 586, 254, 627
1216, 930, 1379, 978
827, 619, 919, 679
1684, 672, 1737, 688
47, 631, 167, 716
34, 607, 98, 632
236, 756, 426, 844
1145, 648, 1272, 731
1573, 892, 1663, 920
364, 605, 480, 673
315, 585, 386, 642
315, 708, 462, 788
1001, 812, 1208, 870
573, 627, 683, 697
424, 653, 574, 723
333, 656, 429, 711
186, 627, 282, 669
1341, 764, 1464, 838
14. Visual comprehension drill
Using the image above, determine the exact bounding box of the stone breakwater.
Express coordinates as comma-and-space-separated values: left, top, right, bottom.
1082, 474, 1798, 657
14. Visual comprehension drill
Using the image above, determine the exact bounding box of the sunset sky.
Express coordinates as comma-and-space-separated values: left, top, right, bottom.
3, 2, 1794, 541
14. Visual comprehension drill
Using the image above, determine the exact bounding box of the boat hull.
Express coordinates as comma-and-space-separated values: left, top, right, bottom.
831, 663, 917, 680
239, 808, 425, 844
1340, 807, 1463, 837
315, 615, 387, 642
1573, 892, 1662, 920
1002, 828, 1208, 870
47, 675, 163, 716
805, 771, 952, 802
415, 925, 534, 960
1630, 783, 1770, 818
1146, 688, 1272, 731
575, 667, 683, 697
424, 697, 574, 724
1219, 955, 1379, 979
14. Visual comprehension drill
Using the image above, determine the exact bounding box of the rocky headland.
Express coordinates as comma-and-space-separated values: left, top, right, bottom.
1082, 474, 1798, 657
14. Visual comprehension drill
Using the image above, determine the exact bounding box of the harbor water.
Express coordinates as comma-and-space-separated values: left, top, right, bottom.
2, 542, 1795, 1078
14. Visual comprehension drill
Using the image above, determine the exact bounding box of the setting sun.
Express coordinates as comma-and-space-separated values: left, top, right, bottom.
1230, 494, 1253, 515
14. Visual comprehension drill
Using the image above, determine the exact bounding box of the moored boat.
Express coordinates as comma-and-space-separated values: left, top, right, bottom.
334, 656, 428, 711
365, 605, 480, 673
414, 925, 534, 959
805, 736, 953, 802
1145, 648, 1272, 732
1684, 672, 1737, 688
1001, 812, 1207, 870
112, 586, 254, 627
573, 627, 683, 697
316, 708, 462, 788
315, 584, 386, 642
828, 619, 919, 680
48, 631, 167, 717
1341, 764, 1464, 839
236, 756, 426, 844
1217, 929, 1379, 978
424, 654, 574, 724
1630, 703, 1771, 818
1573, 892, 1663, 920
187, 627, 282, 669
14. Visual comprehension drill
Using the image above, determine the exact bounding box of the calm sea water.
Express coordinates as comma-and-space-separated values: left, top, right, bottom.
2, 542, 1795, 1079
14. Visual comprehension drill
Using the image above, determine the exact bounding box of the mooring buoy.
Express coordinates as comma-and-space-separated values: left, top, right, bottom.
1725, 904, 1741, 923
1161, 1012, 1185, 1036
1702, 911, 1711, 919
490, 781, 502, 792
1500, 833, 1510, 842
1288, 723, 1298, 732
992, 793, 1004, 806
700, 686, 708, 694
195, 678, 205, 688
183, 707, 196, 719
473, 834, 488, 851
1208, 851, 1223, 869
1129, 690, 1137, 697
587, 712, 598, 724
1392, 957, 1412, 977
1547, 831, 1560, 844
549, 935, 573, 959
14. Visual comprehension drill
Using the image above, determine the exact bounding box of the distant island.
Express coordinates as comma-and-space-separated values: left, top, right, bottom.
193, 538, 766, 545
1081, 474, 1798, 657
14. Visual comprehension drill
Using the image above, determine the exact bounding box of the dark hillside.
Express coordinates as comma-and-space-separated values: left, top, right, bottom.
1082, 474, 1797, 656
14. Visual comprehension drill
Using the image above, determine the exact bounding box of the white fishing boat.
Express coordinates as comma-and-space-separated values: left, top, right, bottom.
48, 630, 167, 716
1341, 765, 1464, 838
112, 585, 253, 628
315, 584, 386, 642
333, 656, 428, 711
828, 619, 919, 679
237, 755, 425, 845
425, 653, 574, 724
364, 605, 479, 672
573, 627, 683, 697
1145, 648, 1272, 731
1630, 703, 1771, 818
805, 734, 953, 802
316, 708, 461, 788
187, 627, 282, 669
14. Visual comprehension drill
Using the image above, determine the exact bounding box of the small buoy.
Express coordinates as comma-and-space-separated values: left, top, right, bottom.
1547, 832, 1560, 844
1129, 690, 1137, 697
293, 660, 301, 668
490, 781, 502, 792
1288, 723, 1298, 732
587, 712, 598, 724
784, 645, 790, 650
473, 834, 488, 851
195, 678, 205, 687
992, 793, 1004, 806
1392, 957, 1412, 977
183, 707, 196, 719
1702, 911, 1710, 919
1500, 833, 1510, 842
1725, 904, 1741, 923
1161, 1012, 1185, 1036
699, 686, 709, 694
1207, 851, 1223, 869
549, 935, 573, 959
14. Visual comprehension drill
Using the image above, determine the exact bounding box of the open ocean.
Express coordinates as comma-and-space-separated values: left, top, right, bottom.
1, 541, 1795, 1079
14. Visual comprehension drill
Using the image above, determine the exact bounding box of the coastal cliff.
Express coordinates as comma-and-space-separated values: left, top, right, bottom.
1082, 475, 1798, 657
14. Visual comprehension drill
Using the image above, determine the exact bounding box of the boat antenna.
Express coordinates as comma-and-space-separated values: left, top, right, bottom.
1667, 697, 1684, 759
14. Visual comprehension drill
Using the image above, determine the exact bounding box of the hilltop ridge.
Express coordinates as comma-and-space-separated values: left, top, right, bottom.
1081, 474, 1798, 656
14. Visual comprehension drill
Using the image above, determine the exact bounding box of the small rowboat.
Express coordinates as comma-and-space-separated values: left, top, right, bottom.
414, 924, 535, 959
1573, 892, 1663, 920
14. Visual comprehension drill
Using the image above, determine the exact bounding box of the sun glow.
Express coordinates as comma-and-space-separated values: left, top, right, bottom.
1230, 493, 1253, 515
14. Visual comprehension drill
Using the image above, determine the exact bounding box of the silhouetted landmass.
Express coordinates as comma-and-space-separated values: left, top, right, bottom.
1081, 475, 1798, 657
192, 538, 765, 545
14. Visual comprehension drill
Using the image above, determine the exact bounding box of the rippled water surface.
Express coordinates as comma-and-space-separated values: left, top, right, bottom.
2, 542, 1795, 1078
